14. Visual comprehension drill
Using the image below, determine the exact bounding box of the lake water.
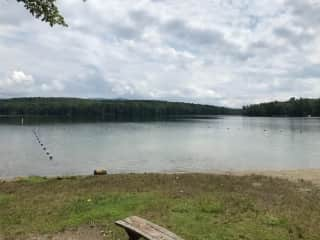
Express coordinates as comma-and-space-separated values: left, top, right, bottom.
1, 116, 320, 178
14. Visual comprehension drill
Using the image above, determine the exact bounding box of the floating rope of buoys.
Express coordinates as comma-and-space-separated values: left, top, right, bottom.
32, 129, 54, 161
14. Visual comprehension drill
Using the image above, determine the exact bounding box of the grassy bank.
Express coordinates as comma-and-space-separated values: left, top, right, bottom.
1, 174, 320, 240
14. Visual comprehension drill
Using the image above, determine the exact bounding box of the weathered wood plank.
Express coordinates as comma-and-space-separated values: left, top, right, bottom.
115, 216, 184, 240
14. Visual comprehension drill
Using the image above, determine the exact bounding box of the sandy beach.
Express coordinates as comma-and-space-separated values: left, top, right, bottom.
230, 169, 320, 186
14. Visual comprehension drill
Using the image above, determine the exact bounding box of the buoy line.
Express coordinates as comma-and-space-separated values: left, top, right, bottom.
32, 129, 54, 160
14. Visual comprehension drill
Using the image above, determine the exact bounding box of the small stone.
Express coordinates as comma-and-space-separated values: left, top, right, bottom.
94, 169, 107, 175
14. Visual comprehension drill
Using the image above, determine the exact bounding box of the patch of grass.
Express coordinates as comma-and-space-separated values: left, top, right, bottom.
0, 174, 320, 239
15, 176, 49, 184
59, 193, 155, 226
263, 214, 288, 227
0, 193, 12, 206
171, 197, 224, 215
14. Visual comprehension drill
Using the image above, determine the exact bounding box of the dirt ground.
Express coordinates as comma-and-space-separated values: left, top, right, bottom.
2, 226, 108, 240
230, 169, 320, 186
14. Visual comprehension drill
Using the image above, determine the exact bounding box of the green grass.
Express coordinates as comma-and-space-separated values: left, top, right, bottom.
15, 176, 49, 184
1, 174, 320, 239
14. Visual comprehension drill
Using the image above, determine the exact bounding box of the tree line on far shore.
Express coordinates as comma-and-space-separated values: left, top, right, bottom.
1, 97, 319, 119
0, 98, 240, 120
242, 97, 320, 117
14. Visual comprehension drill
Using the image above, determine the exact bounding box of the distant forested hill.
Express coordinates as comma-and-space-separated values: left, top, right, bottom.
243, 98, 320, 117
0, 98, 240, 119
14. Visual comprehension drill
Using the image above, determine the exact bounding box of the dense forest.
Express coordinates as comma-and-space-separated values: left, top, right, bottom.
0, 98, 240, 120
243, 98, 320, 117
2, 97, 320, 119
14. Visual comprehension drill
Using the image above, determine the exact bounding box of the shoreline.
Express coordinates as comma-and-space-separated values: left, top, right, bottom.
190, 169, 320, 186
243, 169, 320, 186
229, 169, 320, 186
3, 168, 320, 186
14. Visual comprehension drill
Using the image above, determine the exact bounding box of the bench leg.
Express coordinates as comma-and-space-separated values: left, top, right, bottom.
125, 229, 141, 240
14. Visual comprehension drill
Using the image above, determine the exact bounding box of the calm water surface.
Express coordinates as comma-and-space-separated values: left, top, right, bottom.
1, 116, 320, 178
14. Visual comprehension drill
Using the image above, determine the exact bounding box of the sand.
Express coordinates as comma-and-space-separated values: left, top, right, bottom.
229, 169, 320, 186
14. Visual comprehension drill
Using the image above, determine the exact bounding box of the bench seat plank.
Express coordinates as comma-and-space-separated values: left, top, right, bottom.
115, 216, 183, 240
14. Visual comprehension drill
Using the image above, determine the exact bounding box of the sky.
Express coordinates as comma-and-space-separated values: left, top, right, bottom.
0, 0, 320, 107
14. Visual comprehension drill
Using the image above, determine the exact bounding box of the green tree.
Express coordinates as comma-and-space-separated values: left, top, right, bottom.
17, 0, 87, 27
242, 97, 320, 117
17, 0, 68, 26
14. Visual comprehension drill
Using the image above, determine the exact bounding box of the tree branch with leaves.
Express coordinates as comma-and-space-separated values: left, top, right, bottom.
16, 0, 86, 27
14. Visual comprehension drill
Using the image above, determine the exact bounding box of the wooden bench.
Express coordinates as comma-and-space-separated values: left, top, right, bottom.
115, 216, 184, 240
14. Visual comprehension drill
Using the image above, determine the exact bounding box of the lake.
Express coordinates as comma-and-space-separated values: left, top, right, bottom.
1, 116, 320, 178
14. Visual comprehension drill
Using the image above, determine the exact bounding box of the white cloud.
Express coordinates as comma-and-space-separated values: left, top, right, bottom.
5, 71, 34, 86
0, 0, 320, 107
0, 71, 35, 96
41, 80, 65, 92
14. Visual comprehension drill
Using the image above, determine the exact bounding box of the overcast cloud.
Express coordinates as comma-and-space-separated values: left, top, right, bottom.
0, 0, 320, 107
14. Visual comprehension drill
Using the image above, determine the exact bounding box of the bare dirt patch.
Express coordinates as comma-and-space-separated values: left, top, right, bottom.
15, 226, 107, 240
230, 169, 320, 186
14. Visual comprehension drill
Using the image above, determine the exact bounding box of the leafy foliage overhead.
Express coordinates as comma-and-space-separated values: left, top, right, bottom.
17, 0, 68, 26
